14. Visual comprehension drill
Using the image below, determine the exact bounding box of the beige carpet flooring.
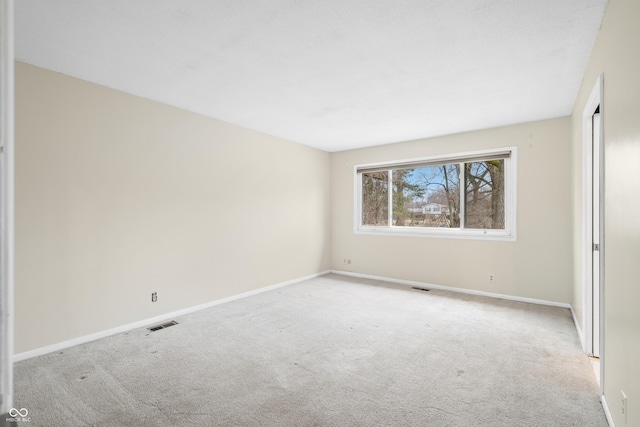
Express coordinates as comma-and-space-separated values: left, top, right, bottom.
13, 274, 607, 426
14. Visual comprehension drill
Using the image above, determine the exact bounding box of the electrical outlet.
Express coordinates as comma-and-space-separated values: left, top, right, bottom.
622, 390, 628, 423
343, 259, 352, 265
489, 274, 495, 283
151, 292, 157, 303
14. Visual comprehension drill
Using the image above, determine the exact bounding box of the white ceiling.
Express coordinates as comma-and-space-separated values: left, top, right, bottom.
15, 0, 608, 152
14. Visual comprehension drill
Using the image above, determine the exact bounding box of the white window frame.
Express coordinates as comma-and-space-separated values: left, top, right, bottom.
354, 147, 517, 241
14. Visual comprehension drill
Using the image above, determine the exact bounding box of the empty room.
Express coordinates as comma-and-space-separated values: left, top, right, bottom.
1, 0, 639, 426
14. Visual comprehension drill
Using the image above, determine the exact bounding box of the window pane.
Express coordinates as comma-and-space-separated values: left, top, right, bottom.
362, 172, 388, 226
392, 164, 460, 228
464, 160, 505, 229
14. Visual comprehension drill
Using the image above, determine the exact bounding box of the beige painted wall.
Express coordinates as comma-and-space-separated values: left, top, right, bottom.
571, 0, 640, 425
331, 118, 573, 303
15, 62, 331, 354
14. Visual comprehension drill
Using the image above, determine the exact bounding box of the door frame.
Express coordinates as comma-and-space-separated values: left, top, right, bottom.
582, 74, 604, 388
0, 0, 14, 415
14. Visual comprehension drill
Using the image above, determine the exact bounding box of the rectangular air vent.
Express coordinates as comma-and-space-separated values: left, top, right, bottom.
147, 320, 178, 332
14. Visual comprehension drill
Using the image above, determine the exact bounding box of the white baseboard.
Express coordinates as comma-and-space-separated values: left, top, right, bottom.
330, 270, 572, 309
14, 270, 330, 362
14, 270, 581, 363
569, 305, 586, 353
602, 394, 615, 426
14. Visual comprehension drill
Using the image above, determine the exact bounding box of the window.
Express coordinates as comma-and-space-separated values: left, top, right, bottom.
355, 148, 516, 240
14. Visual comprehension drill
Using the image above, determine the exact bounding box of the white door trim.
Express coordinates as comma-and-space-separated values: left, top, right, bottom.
0, 0, 15, 415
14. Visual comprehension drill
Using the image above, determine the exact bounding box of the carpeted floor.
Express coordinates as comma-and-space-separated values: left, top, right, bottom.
13, 274, 607, 426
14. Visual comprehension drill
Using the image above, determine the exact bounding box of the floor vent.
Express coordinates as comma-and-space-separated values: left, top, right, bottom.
148, 320, 179, 332
411, 287, 430, 292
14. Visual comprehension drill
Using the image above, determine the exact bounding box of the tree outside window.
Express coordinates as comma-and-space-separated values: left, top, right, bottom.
358, 150, 512, 238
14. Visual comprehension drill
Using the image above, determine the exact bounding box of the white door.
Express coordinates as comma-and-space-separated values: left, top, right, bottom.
591, 111, 601, 358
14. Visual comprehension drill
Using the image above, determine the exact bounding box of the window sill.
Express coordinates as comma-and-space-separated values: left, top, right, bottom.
355, 226, 516, 242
